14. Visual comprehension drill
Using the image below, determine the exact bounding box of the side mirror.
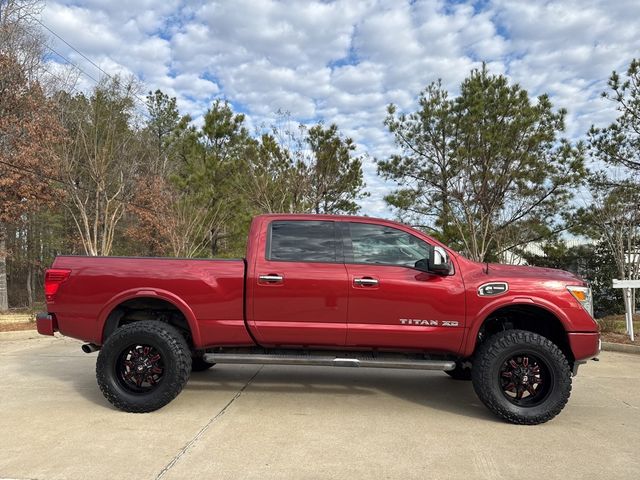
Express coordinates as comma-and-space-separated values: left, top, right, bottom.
414, 246, 452, 276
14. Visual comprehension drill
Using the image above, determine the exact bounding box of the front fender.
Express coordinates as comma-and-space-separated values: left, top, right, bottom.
461, 296, 574, 358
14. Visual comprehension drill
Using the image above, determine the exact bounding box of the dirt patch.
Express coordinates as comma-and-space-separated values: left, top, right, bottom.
597, 313, 639, 345
0, 322, 37, 332
601, 331, 639, 345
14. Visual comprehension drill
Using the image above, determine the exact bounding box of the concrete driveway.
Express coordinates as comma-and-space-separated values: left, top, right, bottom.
1, 330, 638, 480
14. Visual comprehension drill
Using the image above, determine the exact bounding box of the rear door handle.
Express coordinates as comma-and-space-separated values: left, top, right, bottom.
259, 274, 283, 284
354, 277, 379, 286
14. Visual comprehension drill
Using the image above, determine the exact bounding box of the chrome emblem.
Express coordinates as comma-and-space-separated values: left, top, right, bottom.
399, 319, 459, 327
478, 282, 509, 297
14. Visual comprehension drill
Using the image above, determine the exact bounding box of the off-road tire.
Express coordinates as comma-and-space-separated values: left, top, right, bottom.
96, 321, 191, 413
472, 329, 572, 425
191, 356, 215, 372
445, 361, 472, 380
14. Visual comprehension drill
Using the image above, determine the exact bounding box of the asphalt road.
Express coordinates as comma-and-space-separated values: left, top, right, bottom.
1, 330, 638, 480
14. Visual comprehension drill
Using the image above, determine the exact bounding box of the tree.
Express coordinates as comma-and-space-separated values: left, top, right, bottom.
172, 100, 253, 256
144, 89, 189, 176
0, 0, 45, 80
57, 76, 143, 256
306, 124, 367, 214
588, 59, 640, 172
521, 240, 623, 317
244, 132, 309, 214
124, 90, 192, 256
0, 54, 63, 311
579, 58, 640, 315
244, 114, 368, 216
378, 65, 584, 262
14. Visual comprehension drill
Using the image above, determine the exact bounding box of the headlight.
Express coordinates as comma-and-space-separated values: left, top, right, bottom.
567, 285, 594, 317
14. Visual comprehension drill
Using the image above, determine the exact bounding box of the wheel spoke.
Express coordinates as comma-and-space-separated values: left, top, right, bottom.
504, 382, 516, 392
515, 386, 524, 400
116, 343, 164, 393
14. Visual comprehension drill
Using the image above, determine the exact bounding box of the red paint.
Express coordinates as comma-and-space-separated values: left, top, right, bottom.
36, 313, 57, 336
41, 214, 599, 362
567, 332, 600, 361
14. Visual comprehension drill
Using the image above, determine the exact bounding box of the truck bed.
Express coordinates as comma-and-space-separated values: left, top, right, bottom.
48, 256, 252, 348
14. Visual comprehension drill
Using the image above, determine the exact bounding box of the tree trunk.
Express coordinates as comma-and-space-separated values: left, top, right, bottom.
0, 224, 8, 312
26, 266, 33, 309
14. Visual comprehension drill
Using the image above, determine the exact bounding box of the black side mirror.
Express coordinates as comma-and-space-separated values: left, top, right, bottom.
414, 258, 431, 272
414, 258, 452, 275
414, 245, 452, 275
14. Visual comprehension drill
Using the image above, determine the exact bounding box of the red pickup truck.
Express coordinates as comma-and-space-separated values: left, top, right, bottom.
37, 214, 600, 424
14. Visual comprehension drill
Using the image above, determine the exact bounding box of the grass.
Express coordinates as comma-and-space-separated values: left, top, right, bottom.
0, 310, 37, 333
597, 314, 640, 345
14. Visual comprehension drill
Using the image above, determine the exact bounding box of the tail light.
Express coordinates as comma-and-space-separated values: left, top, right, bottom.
45, 269, 71, 302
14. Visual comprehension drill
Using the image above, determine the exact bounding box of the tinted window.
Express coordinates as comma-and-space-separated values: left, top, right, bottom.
349, 223, 430, 266
268, 221, 337, 262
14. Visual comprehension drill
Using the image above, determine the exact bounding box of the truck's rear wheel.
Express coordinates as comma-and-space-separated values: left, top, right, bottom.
96, 321, 191, 412
472, 329, 571, 425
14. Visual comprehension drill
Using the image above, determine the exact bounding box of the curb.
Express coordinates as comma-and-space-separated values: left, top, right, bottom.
602, 341, 640, 355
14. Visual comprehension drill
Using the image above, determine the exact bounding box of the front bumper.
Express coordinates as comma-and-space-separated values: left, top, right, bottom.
568, 332, 600, 361
36, 312, 57, 336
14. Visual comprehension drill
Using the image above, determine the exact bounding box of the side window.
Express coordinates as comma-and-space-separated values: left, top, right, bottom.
349, 223, 431, 267
268, 221, 337, 262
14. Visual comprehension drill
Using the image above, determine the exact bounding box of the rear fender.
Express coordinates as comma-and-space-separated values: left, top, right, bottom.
96, 288, 202, 347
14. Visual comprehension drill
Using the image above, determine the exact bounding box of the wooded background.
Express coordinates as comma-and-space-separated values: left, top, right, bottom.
1, 0, 639, 316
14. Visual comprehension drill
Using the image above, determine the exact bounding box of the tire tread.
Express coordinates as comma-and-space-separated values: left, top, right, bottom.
472, 329, 572, 425
96, 321, 191, 413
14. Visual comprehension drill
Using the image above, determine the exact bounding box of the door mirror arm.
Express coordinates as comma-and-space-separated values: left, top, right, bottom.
414, 258, 452, 275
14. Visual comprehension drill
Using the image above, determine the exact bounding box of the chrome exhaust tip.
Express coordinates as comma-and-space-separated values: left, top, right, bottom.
81, 343, 100, 354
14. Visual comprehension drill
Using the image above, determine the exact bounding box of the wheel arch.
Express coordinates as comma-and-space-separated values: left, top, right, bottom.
464, 301, 574, 364
97, 288, 202, 348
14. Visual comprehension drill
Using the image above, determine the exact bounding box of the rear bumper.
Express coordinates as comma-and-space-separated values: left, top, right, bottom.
36, 312, 58, 336
568, 332, 600, 361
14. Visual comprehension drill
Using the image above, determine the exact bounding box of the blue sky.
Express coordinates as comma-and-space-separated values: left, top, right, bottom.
40, 0, 640, 217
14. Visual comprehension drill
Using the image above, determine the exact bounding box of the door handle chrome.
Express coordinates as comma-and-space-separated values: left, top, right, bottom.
354, 277, 378, 286
259, 274, 283, 283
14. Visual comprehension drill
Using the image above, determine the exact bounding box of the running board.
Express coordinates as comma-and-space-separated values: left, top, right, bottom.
203, 352, 456, 371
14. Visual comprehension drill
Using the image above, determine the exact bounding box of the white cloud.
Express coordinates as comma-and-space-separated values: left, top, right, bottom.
40, 0, 640, 217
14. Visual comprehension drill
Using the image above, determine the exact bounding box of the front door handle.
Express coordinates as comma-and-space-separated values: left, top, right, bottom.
259, 274, 283, 284
354, 277, 379, 286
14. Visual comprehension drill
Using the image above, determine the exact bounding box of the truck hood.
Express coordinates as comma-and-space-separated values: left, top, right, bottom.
482, 262, 585, 284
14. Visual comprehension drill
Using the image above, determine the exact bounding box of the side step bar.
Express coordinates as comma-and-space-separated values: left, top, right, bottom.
204, 353, 456, 371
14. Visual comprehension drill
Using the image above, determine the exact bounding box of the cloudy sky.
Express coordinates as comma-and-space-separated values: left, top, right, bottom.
40, 0, 640, 217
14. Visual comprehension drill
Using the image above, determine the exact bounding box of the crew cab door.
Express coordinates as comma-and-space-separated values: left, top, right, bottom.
248, 220, 348, 346
344, 222, 465, 353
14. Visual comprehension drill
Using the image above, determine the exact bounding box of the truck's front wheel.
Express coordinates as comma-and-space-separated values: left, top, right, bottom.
96, 321, 191, 412
472, 329, 572, 425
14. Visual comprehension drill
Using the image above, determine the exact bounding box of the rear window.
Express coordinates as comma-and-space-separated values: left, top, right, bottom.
267, 221, 337, 262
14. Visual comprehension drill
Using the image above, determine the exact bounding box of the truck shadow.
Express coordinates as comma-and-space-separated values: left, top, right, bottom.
24, 353, 496, 422
187, 365, 497, 422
